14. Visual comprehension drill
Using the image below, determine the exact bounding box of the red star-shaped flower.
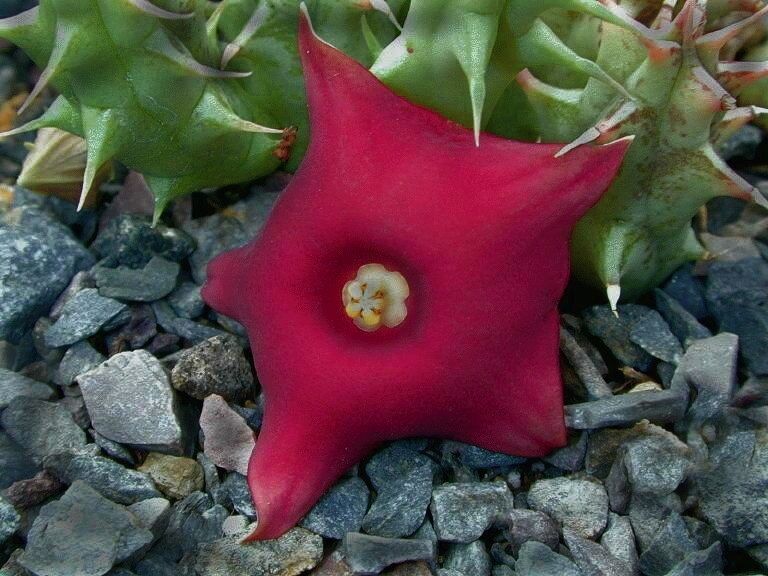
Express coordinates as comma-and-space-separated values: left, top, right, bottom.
202, 9, 630, 540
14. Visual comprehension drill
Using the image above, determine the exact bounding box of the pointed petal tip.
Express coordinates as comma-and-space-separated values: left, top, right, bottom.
607, 284, 621, 316
126, 0, 194, 20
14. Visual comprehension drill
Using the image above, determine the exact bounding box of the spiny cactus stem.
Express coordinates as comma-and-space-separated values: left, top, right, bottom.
718, 60, 768, 93
126, 0, 195, 20
17, 25, 71, 116
555, 101, 637, 157
697, 3, 768, 52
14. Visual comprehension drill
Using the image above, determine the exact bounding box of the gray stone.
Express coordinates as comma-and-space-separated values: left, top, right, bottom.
674, 333, 739, 423
601, 513, 638, 575
0, 206, 94, 343
137, 452, 204, 500
717, 124, 763, 160
197, 453, 223, 503
343, 532, 435, 575
60, 393, 91, 429
152, 300, 230, 345
44, 288, 128, 348
527, 477, 608, 539
665, 543, 723, 576
701, 232, 762, 261
127, 497, 171, 539
78, 350, 185, 455
565, 389, 688, 430
0, 431, 39, 489
628, 492, 682, 552
362, 444, 434, 538
95, 256, 180, 302
624, 306, 683, 364
441, 441, 525, 468
543, 432, 588, 472
0, 368, 54, 409
301, 476, 369, 539
638, 514, 698, 576
56, 340, 105, 386
196, 526, 322, 576
654, 289, 712, 347
221, 514, 249, 536
92, 429, 135, 466
0, 495, 19, 545
0, 397, 86, 464
506, 509, 560, 554
170, 335, 254, 402
18, 481, 153, 576
167, 281, 205, 319
43, 450, 161, 505
515, 541, 581, 576
430, 482, 513, 542
221, 472, 256, 518
182, 215, 250, 286
682, 516, 718, 550
718, 303, 768, 376
622, 431, 690, 496
444, 541, 491, 576
92, 214, 195, 268
662, 264, 707, 319
693, 430, 768, 547
153, 492, 227, 562
560, 327, 612, 399
564, 527, 631, 576
706, 258, 768, 318
492, 566, 515, 576
733, 375, 768, 407
582, 305, 655, 372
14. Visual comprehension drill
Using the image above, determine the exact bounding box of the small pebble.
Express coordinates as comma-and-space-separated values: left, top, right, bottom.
343, 533, 435, 575
654, 289, 712, 347
443, 541, 491, 576
0, 397, 86, 465
527, 476, 608, 539
564, 527, 632, 576
171, 335, 254, 402
430, 482, 513, 543
0, 495, 20, 545
138, 452, 204, 500
301, 476, 369, 539
55, 341, 105, 386
44, 288, 128, 348
515, 540, 581, 576
94, 256, 180, 302
200, 394, 254, 476
3, 470, 63, 510
362, 444, 434, 538
566, 389, 688, 430
0, 368, 54, 409
77, 350, 186, 455
167, 281, 205, 319
195, 526, 322, 576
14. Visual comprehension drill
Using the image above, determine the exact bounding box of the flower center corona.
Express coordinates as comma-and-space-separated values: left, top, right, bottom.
342, 264, 410, 332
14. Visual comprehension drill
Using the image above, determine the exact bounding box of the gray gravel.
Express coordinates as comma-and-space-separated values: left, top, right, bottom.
527, 477, 608, 539
430, 482, 513, 542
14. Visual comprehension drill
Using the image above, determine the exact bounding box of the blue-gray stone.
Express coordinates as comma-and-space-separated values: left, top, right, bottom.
543, 432, 587, 472
527, 477, 608, 540
362, 444, 434, 538
55, 341, 105, 386
515, 541, 581, 576
45, 288, 128, 348
654, 289, 712, 347
623, 305, 683, 364
92, 214, 195, 269
717, 124, 763, 161
444, 541, 491, 576
167, 281, 205, 319
564, 527, 632, 576
91, 429, 136, 466
600, 513, 638, 574
0, 397, 86, 465
182, 215, 250, 285
582, 305, 655, 371
638, 514, 698, 576
431, 482, 513, 542
0, 207, 94, 343
441, 441, 526, 468
665, 543, 723, 576
77, 350, 185, 455
694, 430, 768, 547
221, 472, 256, 518
343, 532, 435, 574
152, 300, 230, 345
18, 481, 153, 576
718, 304, 768, 375
43, 450, 161, 505
151, 492, 227, 563
0, 495, 20, 545
95, 256, 180, 302
0, 367, 54, 409
675, 333, 739, 423
0, 430, 39, 489
706, 258, 768, 319
301, 476, 369, 539
565, 388, 688, 430
506, 509, 559, 554
662, 263, 707, 320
